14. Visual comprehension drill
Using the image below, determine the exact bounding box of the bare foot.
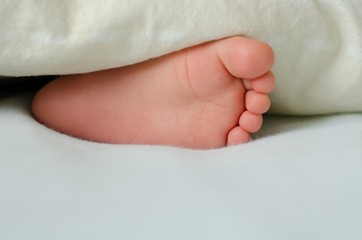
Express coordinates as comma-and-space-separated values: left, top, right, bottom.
32, 36, 275, 149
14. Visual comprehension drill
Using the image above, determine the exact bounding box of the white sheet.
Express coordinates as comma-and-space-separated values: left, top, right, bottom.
1, 92, 362, 239
1, 0, 362, 115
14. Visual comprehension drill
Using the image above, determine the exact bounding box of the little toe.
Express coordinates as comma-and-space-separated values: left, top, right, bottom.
239, 111, 263, 133
227, 126, 250, 146
245, 90, 271, 114
243, 71, 276, 94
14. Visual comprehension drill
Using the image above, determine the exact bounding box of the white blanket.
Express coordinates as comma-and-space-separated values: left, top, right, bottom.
1, 92, 362, 240
1, 0, 362, 115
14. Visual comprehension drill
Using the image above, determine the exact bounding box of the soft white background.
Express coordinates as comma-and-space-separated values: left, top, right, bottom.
1, 1, 362, 238
1, 92, 361, 240
1, 0, 362, 115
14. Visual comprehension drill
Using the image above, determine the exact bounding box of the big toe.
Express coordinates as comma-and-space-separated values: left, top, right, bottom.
218, 36, 275, 79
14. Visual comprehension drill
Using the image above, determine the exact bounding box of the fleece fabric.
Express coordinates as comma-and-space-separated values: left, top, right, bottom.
0, 0, 361, 114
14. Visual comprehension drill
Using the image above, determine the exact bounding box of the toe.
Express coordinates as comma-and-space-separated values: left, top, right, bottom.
245, 90, 271, 114
227, 126, 250, 146
243, 71, 276, 94
239, 111, 263, 133
218, 36, 275, 79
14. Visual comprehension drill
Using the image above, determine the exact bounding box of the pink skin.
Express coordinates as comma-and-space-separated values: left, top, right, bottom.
32, 36, 275, 149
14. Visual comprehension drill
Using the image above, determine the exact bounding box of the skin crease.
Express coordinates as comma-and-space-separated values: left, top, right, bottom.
32, 36, 275, 149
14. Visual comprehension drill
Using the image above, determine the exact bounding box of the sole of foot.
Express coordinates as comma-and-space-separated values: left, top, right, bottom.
32, 36, 275, 149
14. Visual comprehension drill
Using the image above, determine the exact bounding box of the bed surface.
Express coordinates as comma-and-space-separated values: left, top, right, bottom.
1, 91, 361, 239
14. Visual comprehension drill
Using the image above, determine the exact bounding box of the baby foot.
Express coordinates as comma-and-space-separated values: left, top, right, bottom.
32, 36, 275, 149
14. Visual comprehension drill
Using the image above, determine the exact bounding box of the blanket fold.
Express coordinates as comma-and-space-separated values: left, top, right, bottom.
1, 0, 361, 114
